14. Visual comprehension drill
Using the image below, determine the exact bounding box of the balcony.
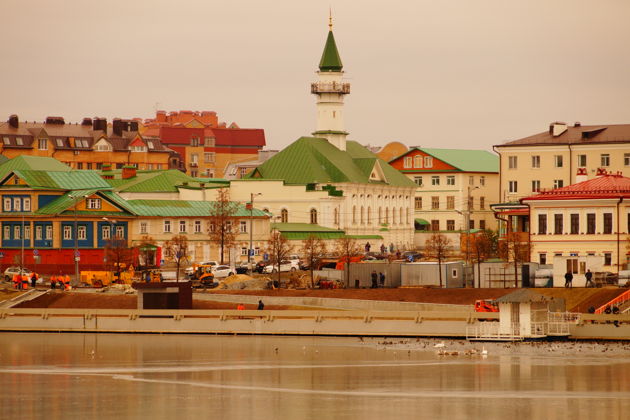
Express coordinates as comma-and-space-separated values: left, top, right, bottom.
189, 162, 198, 168
311, 82, 350, 94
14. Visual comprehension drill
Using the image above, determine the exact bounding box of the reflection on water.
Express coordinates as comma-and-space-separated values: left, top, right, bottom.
1, 333, 629, 420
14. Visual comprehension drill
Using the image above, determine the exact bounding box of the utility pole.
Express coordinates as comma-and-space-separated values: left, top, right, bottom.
249, 193, 261, 273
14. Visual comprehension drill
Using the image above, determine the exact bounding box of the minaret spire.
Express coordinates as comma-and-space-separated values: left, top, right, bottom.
311, 15, 350, 151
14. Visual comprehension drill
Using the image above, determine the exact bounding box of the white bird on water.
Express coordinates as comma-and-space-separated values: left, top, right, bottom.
434, 341, 446, 348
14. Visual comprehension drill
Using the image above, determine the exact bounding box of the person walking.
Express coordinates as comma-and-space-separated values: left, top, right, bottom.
31, 272, 37, 289
584, 269, 593, 288
380, 244, 386, 254
371, 270, 378, 289
379, 272, 385, 288
64, 274, 71, 290
257, 300, 265, 310
564, 271, 573, 288
365, 242, 371, 253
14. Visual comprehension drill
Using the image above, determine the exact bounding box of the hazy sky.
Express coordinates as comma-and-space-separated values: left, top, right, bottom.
2, 0, 629, 151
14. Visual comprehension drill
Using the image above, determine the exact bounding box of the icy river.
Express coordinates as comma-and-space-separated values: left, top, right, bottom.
1, 333, 629, 419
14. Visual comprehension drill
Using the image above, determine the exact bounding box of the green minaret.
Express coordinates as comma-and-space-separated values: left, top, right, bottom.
318, 15, 343, 72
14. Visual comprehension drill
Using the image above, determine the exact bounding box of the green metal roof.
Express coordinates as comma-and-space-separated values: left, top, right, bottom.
414, 218, 430, 225
127, 200, 268, 217
281, 232, 345, 240
345, 235, 383, 240
35, 189, 136, 216
319, 30, 343, 72
0, 155, 8, 164
11, 170, 111, 190
108, 170, 201, 193
248, 137, 415, 187
0, 156, 71, 180
35, 189, 101, 215
271, 223, 344, 233
391, 148, 499, 173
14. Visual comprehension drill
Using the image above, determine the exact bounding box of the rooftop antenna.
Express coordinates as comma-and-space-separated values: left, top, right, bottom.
329, 7, 333, 30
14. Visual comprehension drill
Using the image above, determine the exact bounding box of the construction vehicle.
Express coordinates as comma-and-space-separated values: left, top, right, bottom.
474, 299, 499, 312
188, 264, 216, 288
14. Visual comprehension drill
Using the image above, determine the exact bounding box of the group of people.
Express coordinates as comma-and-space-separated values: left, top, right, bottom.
370, 270, 386, 288
564, 269, 594, 288
236, 300, 265, 310
50, 274, 71, 291
12, 272, 39, 290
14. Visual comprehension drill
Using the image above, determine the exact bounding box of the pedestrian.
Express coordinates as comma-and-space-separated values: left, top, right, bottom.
50, 275, 56, 289
237, 303, 245, 310
379, 272, 385, 288
389, 243, 395, 253
564, 271, 573, 288
365, 242, 371, 253
12, 273, 20, 290
64, 274, 71, 290
584, 269, 593, 288
257, 300, 265, 310
371, 270, 378, 289
31, 272, 37, 289
21, 273, 29, 290
380, 244, 386, 254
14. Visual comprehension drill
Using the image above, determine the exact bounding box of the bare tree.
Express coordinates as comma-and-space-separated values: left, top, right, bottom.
468, 230, 496, 288
499, 230, 530, 288
164, 234, 190, 282
424, 233, 452, 288
104, 237, 133, 282
335, 236, 362, 287
266, 230, 294, 284
301, 234, 327, 288
208, 188, 239, 264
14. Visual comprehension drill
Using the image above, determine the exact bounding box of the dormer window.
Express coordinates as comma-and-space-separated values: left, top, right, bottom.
56, 139, 64, 147
404, 157, 412, 168
191, 137, 199, 146
86, 198, 101, 209
15, 137, 23, 145
2, 137, 9, 145
413, 155, 423, 168
424, 156, 433, 168
38, 138, 48, 150
147, 141, 154, 149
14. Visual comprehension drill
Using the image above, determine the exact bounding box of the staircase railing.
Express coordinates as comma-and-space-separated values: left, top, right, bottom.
595, 289, 630, 314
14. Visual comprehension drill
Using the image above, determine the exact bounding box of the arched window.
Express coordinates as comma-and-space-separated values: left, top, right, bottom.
310, 208, 317, 224
385, 208, 389, 224
399, 207, 403, 225
378, 207, 382, 224
334, 208, 339, 225
406, 208, 409, 224
367, 207, 372, 224
352, 206, 357, 224
281, 208, 288, 223
360, 206, 365, 224
392, 207, 397, 225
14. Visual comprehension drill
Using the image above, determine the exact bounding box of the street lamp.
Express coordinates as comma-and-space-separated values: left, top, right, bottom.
248, 193, 262, 273
465, 185, 480, 267
68, 193, 88, 286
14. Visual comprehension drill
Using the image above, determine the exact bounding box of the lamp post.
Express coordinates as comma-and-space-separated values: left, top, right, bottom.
465, 185, 480, 266
249, 193, 262, 273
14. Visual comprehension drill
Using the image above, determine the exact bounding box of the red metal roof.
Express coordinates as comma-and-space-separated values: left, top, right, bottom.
521, 173, 630, 201
212, 128, 266, 147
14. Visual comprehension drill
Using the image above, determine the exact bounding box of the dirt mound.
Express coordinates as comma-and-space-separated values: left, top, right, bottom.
16, 291, 137, 309
217, 274, 270, 290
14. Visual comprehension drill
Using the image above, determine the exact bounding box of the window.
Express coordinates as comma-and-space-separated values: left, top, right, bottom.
86, 198, 101, 209
191, 154, 198, 164
554, 214, 563, 234
431, 196, 439, 210
469, 176, 474, 185
431, 176, 440, 186
45, 225, 52, 240
179, 220, 186, 233
431, 220, 439, 231
241, 247, 248, 256
140, 222, 148, 234
76, 163, 83, 169
508, 181, 518, 193
102, 226, 111, 240
14, 225, 20, 240
479, 197, 485, 209
531, 155, 540, 168
413, 155, 423, 168
601, 154, 610, 167
539, 254, 547, 265
567, 259, 578, 274
446, 220, 455, 231
360, 207, 365, 225
367, 207, 372, 224
468, 196, 473, 210
578, 154, 587, 167
587, 213, 595, 234
38, 138, 48, 150
446, 196, 455, 209
95, 143, 111, 151
570, 214, 579, 234
479, 176, 485, 186
191, 137, 199, 147
24, 225, 30, 240
625, 153, 630, 166
204, 137, 214, 147
147, 141, 155, 150
310, 208, 318, 224
3, 226, 9, 239
78, 226, 86, 240
532, 180, 541, 192
194, 221, 201, 233
538, 214, 547, 234
508, 156, 517, 169
553, 179, 564, 189
385, 208, 389, 224
2, 137, 9, 145
280, 209, 288, 223
554, 155, 563, 167
446, 176, 455, 185
424, 156, 433, 168
403, 157, 412, 168
334, 208, 339, 225
240, 221, 248, 233
3, 198, 11, 212
414, 197, 422, 209
469, 220, 475, 230
414, 176, 423, 186
116, 226, 124, 238
63, 225, 72, 240
131, 145, 147, 152
35, 226, 42, 240
15, 137, 23, 145
352, 206, 357, 224
204, 152, 215, 163
604, 252, 612, 266
479, 220, 486, 230
603, 213, 612, 234
163, 220, 171, 233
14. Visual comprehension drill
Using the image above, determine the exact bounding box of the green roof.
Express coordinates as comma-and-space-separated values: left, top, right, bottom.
391, 148, 499, 173
107, 170, 201, 193
319, 30, 343, 72
281, 232, 345, 240
127, 200, 268, 217
248, 137, 415, 188
9, 170, 111, 190
36, 190, 136, 216
271, 223, 345, 240
414, 218, 430, 225
345, 235, 383, 240
0, 156, 71, 180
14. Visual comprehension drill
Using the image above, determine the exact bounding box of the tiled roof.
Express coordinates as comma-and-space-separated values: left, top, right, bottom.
11, 170, 111, 190
127, 200, 268, 217
497, 124, 630, 147
391, 148, 499, 173
521, 174, 630, 201
212, 128, 266, 147
248, 137, 415, 187
319, 30, 343, 72
0, 156, 71, 180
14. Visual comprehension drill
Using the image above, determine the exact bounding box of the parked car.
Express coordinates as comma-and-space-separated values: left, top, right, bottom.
4, 266, 34, 282
234, 262, 249, 274
212, 265, 235, 278
263, 260, 298, 274
254, 261, 268, 273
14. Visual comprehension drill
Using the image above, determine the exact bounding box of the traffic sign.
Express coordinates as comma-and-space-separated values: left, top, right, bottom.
33, 249, 39, 256
74, 257, 80, 262
74, 250, 80, 257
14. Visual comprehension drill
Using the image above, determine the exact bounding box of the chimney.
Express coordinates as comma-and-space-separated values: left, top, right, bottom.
576, 167, 587, 183
156, 110, 167, 122
8, 114, 18, 128
112, 118, 123, 136
595, 168, 608, 177
81, 117, 93, 126
93, 117, 107, 132
45, 116, 65, 125
129, 121, 139, 131
549, 122, 568, 137
574, 122, 581, 127
122, 165, 137, 179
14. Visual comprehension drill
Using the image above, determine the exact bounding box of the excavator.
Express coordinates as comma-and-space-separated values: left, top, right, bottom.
474, 299, 499, 312
188, 264, 216, 288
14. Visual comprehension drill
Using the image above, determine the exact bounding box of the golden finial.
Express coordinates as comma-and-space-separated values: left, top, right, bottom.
329, 7, 333, 30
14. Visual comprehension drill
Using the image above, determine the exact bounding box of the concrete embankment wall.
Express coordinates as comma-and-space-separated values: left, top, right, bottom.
198, 293, 471, 312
